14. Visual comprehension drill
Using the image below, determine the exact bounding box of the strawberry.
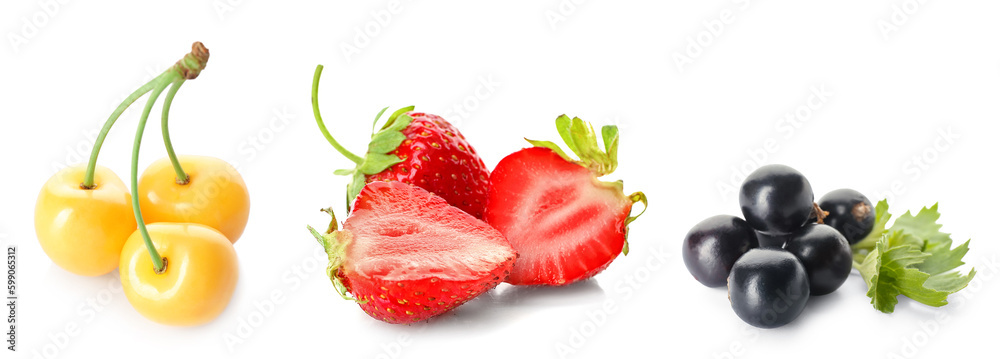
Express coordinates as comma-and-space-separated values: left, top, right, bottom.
311, 65, 490, 218
484, 115, 647, 286
309, 181, 516, 324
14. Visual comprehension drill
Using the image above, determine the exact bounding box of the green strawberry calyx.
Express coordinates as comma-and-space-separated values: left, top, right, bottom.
312, 64, 416, 211
307, 208, 367, 304
525, 115, 647, 255
526, 114, 619, 176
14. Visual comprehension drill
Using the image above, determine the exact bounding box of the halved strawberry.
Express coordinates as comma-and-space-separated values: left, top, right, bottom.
309, 181, 516, 324
485, 116, 647, 286
311, 65, 490, 218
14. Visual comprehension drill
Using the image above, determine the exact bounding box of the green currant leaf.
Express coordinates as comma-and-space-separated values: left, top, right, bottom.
855, 202, 976, 313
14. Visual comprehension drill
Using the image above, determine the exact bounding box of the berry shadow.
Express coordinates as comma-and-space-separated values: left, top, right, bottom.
408, 280, 606, 332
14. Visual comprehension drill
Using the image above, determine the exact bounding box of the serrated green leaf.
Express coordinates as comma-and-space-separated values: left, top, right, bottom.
885, 203, 969, 275
860, 231, 944, 313
918, 239, 970, 275
924, 268, 976, 293
891, 204, 951, 245
886, 230, 924, 249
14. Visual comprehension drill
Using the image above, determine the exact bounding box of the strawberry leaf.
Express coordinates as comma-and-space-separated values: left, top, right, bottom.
601, 125, 619, 168
380, 106, 415, 131
528, 115, 620, 176
369, 107, 389, 137
333, 108, 415, 210
568, 118, 602, 163
525, 139, 572, 161
367, 130, 406, 154
307, 225, 362, 303
357, 153, 403, 174
555, 114, 576, 156
346, 171, 367, 212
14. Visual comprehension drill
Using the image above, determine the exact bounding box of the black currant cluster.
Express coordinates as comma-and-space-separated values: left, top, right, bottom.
682, 164, 876, 328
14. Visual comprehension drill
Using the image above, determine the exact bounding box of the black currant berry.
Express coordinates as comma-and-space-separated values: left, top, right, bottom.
682, 215, 759, 287
783, 224, 852, 296
739, 164, 814, 235
755, 230, 793, 248
727, 248, 810, 328
818, 189, 875, 244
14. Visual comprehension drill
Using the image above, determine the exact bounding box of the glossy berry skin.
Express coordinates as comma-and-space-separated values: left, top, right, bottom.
35, 165, 136, 276
739, 165, 814, 235
682, 215, 758, 287
818, 189, 875, 244
119, 223, 238, 326
783, 224, 852, 296
313, 181, 515, 324
754, 231, 793, 248
728, 248, 810, 329
366, 112, 490, 219
138, 155, 250, 243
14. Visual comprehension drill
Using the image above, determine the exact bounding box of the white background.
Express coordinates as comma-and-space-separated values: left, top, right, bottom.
2, 1, 999, 358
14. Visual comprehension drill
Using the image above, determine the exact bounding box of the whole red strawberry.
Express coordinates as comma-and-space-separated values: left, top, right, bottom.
311, 65, 490, 218
309, 181, 516, 324
485, 115, 647, 286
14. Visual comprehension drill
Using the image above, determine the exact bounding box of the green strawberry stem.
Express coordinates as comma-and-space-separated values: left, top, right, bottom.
311, 64, 364, 164
131, 82, 170, 274
81, 42, 209, 189
311, 64, 418, 212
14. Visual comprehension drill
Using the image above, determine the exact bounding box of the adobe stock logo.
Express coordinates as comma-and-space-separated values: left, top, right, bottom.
671, 0, 752, 72
340, 0, 413, 64
7, 0, 71, 54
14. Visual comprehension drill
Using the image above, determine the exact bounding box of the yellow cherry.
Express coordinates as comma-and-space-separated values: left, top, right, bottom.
35, 164, 136, 276
138, 155, 250, 243
119, 222, 238, 326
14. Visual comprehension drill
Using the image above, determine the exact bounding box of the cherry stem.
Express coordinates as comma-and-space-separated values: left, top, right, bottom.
81, 72, 175, 189
312, 64, 363, 164
132, 83, 169, 273
80, 42, 210, 189
161, 79, 190, 185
